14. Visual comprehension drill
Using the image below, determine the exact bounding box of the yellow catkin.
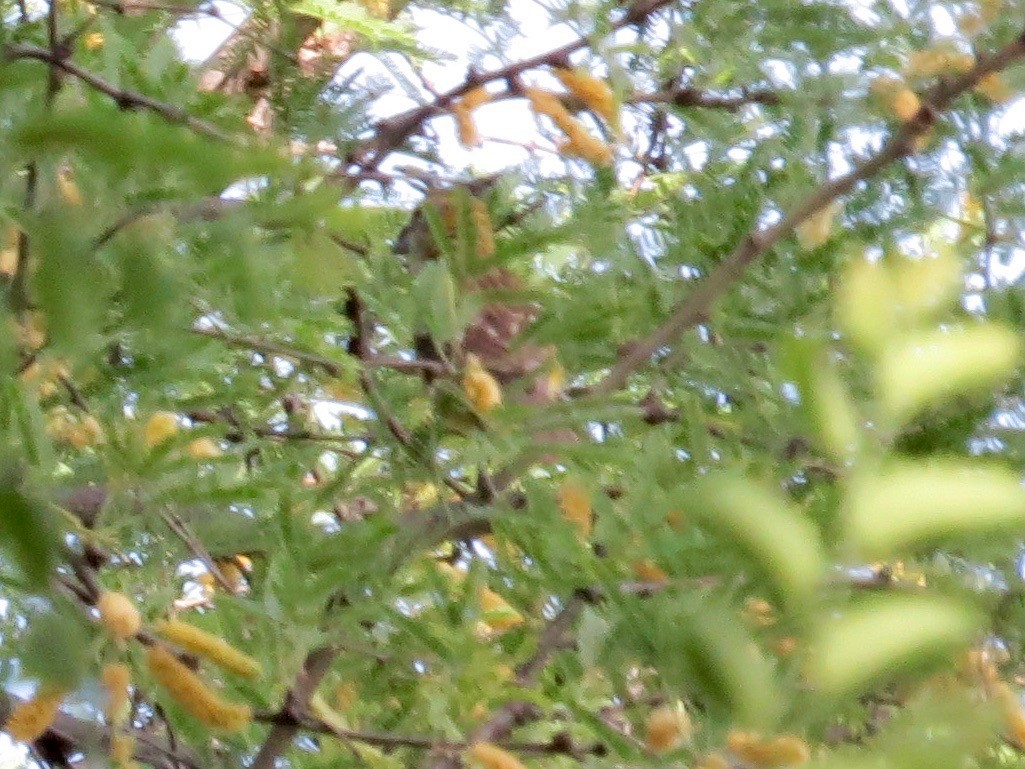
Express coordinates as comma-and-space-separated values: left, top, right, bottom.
102, 663, 132, 724
187, 437, 222, 459
467, 741, 528, 769
110, 733, 135, 765
470, 198, 496, 259
153, 619, 262, 679
3, 688, 65, 742
554, 67, 617, 124
558, 131, 614, 166
144, 411, 179, 448
453, 104, 480, 148
727, 731, 811, 767
557, 480, 592, 539
975, 72, 1013, 103
84, 32, 104, 50
633, 558, 669, 584
463, 354, 503, 413
97, 591, 141, 641
645, 704, 693, 753
452, 87, 491, 148
145, 645, 252, 731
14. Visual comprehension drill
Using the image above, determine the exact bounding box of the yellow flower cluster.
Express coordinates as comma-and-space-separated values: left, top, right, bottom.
2, 687, 65, 743
154, 619, 263, 679
47, 406, 105, 449
463, 354, 503, 413
145, 645, 252, 731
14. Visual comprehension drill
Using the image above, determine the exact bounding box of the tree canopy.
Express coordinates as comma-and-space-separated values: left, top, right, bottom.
3, 2, 1025, 769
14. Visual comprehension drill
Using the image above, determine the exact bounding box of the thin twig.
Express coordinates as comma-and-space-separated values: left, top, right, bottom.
159, 508, 238, 594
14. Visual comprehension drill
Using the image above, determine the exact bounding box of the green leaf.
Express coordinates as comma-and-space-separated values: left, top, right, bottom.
806, 594, 982, 697
20, 607, 90, 689
686, 474, 825, 607
0, 457, 60, 590
876, 324, 1021, 429
845, 460, 1025, 558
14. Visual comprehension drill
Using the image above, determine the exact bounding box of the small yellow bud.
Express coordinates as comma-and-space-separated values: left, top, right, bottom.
2, 687, 65, 743
645, 704, 693, 753
97, 591, 141, 641
84, 32, 104, 50
145, 645, 252, 731
187, 437, 222, 459
143, 411, 179, 448
153, 619, 262, 679
557, 479, 592, 539
467, 742, 528, 769
463, 354, 503, 414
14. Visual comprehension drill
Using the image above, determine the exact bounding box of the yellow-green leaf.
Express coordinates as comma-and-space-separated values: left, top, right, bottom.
846, 460, 1025, 558
806, 595, 982, 697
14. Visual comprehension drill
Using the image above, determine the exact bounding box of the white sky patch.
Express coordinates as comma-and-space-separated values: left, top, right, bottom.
170, 1, 248, 63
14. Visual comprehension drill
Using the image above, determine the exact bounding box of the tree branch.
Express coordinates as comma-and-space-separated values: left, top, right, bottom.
589, 31, 1025, 396
250, 645, 340, 769
1, 43, 230, 141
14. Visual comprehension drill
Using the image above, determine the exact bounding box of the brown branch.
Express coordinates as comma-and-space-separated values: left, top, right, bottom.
251, 645, 340, 769
191, 326, 451, 377
589, 31, 1025, 396
1, 43, 230, 141
629, 84, 781, 110
297, 716, 600, 758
